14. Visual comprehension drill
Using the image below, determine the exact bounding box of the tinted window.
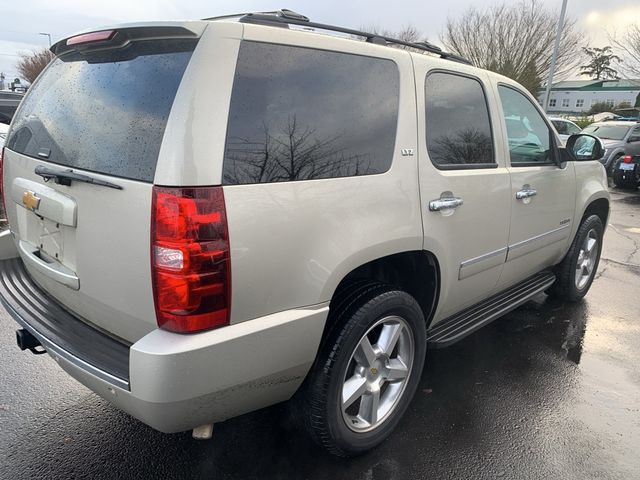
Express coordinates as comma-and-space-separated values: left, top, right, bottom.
425, 72, 494, 167
7, 40, 196, 182
223, 42, 399, 184
498, 86, 554, 165
628, 127, 640, 142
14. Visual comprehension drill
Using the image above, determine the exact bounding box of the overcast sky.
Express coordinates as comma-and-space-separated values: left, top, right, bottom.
1, 0, 639, 83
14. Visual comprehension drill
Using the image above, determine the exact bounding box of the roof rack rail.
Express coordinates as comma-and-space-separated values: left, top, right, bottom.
206, 9, 472, 66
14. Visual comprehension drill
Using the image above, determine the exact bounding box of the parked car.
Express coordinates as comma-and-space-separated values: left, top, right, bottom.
0, 91, 23, 124
0, 11, 609, 457
612, 154, 640, 189
0, 123, 8, 147
582, 121, 640, 174
549, 117, 582, 144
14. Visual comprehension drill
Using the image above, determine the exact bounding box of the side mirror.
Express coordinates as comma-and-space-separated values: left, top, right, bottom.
564, 134, 604, 161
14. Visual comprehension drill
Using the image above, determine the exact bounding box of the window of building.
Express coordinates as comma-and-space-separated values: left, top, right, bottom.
562, 98, 570, 107
424, 72, 494, 168
549, 99, 557, 107
605, 99, 615, 108
223, 42, 400, 184
576, 99, 584, 108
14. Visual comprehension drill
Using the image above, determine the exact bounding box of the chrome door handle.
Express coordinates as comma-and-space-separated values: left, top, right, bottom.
429, 196, 464, 211
516, 188, 537, 200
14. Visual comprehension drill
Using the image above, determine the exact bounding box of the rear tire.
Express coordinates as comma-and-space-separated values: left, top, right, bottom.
302, 285, 426, 456
607, 154, 623, 177
548, 215, 603, 302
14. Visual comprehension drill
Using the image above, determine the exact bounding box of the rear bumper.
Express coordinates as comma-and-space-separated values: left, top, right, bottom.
0, 257, 328, 432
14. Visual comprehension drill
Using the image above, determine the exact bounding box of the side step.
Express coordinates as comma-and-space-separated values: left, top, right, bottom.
427, 271, 556, 348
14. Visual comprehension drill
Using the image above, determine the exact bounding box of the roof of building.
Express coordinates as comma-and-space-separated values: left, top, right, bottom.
549, 79, 640, 91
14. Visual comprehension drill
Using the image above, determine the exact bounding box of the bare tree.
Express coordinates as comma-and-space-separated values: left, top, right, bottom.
610, 24, 640, 78
224, 115, 371, 184
16, 48, 55, 84
359, 25, 429, 52
441, 0, 584, 95
363, 25, 424, 43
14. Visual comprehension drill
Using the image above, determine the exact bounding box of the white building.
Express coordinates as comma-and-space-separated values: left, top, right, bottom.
538, 79, 640, 114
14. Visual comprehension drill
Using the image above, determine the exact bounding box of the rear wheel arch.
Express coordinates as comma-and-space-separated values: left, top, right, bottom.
320, 251, 440, 348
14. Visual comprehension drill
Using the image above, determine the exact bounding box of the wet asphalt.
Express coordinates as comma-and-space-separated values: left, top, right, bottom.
1, 187, 639, 480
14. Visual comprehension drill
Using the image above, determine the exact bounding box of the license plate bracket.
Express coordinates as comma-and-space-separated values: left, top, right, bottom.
36, 216, 63, 261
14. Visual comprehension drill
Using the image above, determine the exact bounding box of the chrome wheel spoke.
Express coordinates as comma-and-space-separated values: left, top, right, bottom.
354, 337, 376, 367
341, 315, 415, 433
359, 388, 380, 425
386, 357, 409, 381
574, 228, 598, 289
342, 374, 367, 409
377, 322, 402, 355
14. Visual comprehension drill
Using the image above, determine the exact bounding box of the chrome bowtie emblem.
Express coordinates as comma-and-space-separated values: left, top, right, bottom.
22, 191, 41, 211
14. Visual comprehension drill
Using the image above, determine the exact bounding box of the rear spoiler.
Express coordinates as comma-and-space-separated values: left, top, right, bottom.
51, 23, 204, 56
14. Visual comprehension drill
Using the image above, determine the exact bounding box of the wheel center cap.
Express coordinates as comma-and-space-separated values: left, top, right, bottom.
370, 367, 378, 376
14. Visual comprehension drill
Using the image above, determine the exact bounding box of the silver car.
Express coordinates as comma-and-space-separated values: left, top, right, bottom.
549, 117, 582, 144
0, 11, 609, 456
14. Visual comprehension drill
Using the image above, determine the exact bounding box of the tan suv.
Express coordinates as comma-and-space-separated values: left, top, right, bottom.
0, 10, 609, 456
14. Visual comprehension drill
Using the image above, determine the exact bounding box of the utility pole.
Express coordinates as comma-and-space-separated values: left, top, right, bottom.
543, 0, 568, 112
39, 32, 52, 47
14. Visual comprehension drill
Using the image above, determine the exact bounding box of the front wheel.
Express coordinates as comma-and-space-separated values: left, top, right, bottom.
302, 285, 426, 456
549, 215, 604, 301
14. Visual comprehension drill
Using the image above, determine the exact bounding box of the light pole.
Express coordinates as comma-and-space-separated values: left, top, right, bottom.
39, 32, 51, 47
543, 0, 568, 112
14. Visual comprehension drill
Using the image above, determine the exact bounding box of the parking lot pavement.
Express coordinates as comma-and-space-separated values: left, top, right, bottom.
1, 188, 639, 480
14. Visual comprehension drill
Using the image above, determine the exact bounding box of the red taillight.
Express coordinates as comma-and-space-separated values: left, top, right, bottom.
623, 155, 632, 164
151, 186, 231, 333
66, 30, 115, 46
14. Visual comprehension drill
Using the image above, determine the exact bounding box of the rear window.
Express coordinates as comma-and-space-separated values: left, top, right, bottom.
6, 39, 196, 182
222, 42, 399, 184
582, 124, 630, 141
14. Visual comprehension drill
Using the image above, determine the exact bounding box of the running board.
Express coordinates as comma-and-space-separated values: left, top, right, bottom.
427, 271, 556, 348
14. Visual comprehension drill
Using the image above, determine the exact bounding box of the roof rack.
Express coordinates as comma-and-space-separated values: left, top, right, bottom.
205, 9, 472, 66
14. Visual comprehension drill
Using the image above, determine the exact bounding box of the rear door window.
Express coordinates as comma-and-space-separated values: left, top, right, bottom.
424, 72, 495, 168
6, 39, 196, 182
223, 42, 400, 184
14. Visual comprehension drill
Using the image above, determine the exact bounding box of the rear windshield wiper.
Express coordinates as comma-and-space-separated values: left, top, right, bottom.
34, 165, 123, 190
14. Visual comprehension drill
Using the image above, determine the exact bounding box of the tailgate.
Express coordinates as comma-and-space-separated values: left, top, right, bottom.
2, 28, 199, 342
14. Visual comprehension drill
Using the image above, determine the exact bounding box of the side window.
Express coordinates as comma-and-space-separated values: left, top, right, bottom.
498, 85, 554, 166
566, 122, 582, 135
629, 127, 640, 143
425, 72, 494, 167
552, 120, 567, 134
223, 42, 400, 184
